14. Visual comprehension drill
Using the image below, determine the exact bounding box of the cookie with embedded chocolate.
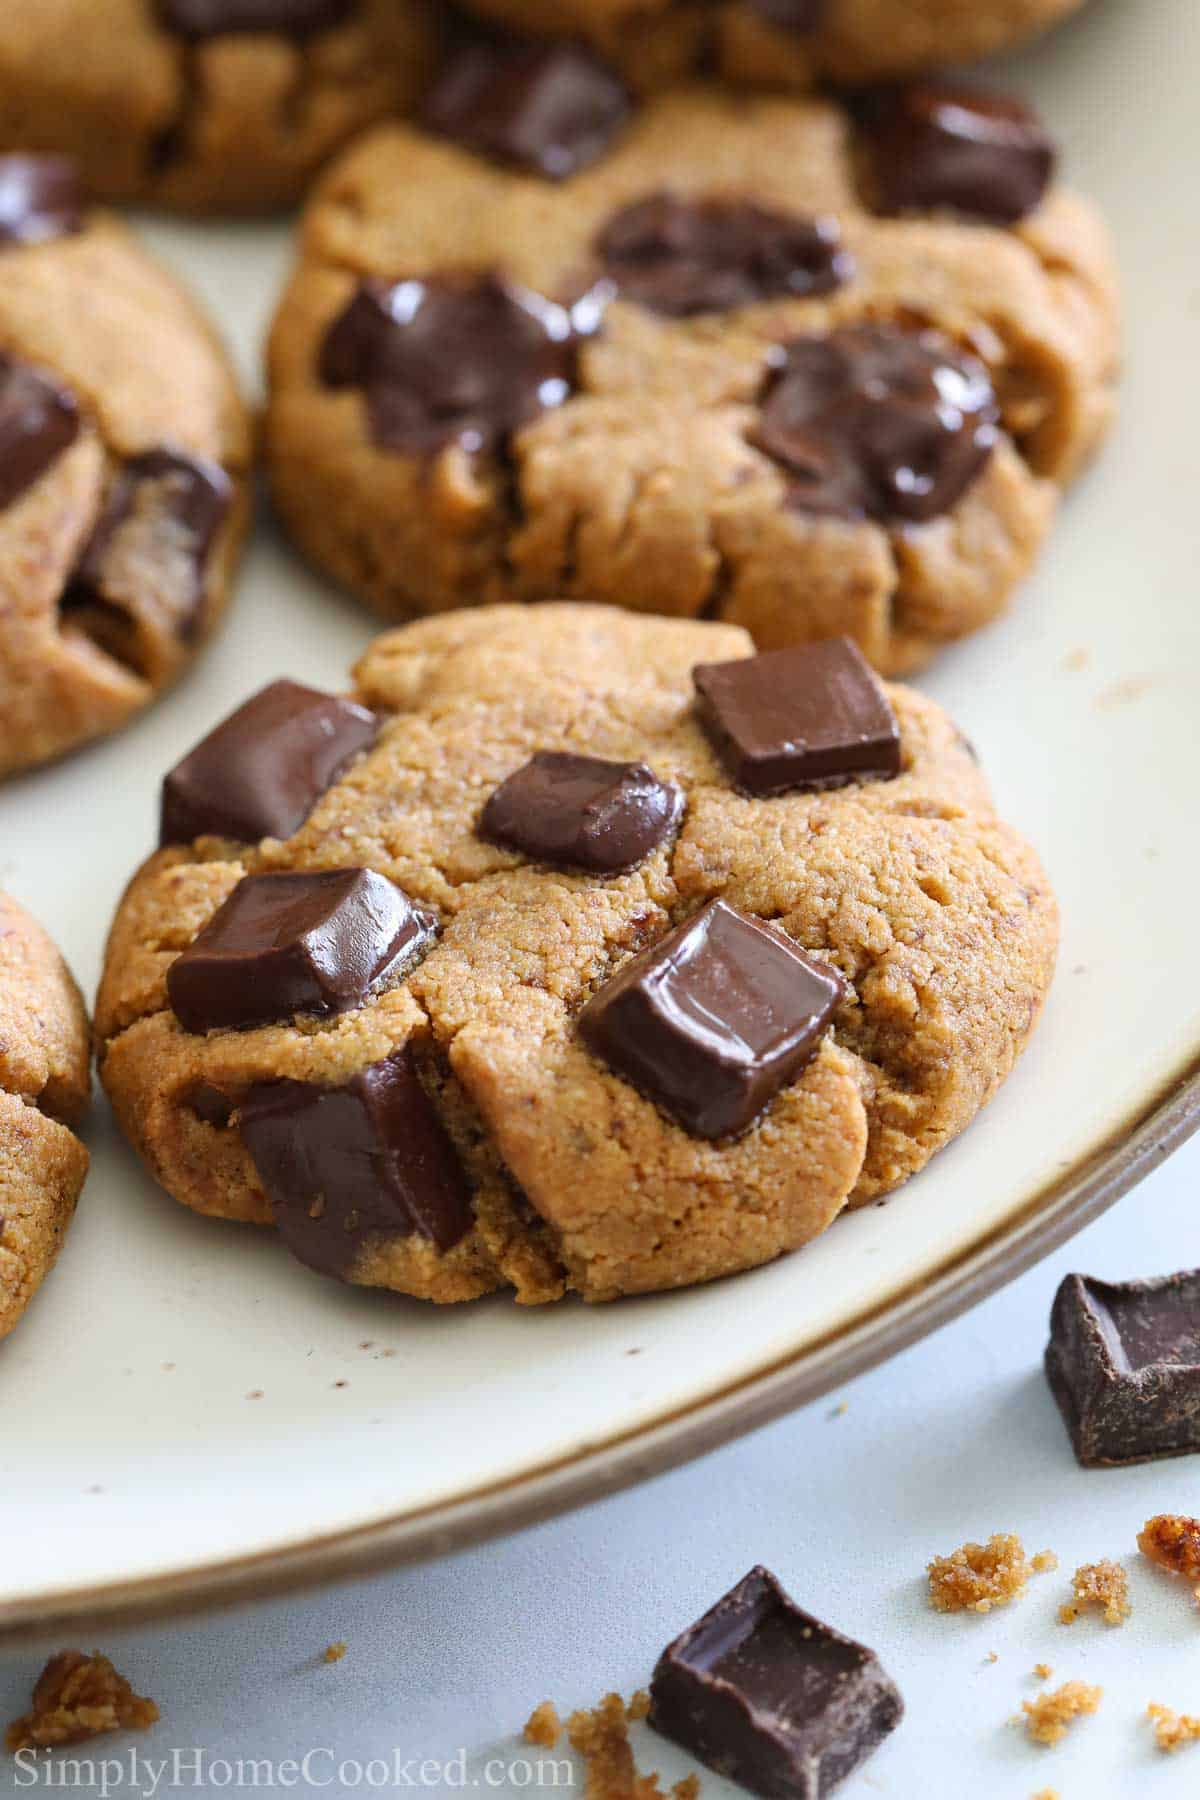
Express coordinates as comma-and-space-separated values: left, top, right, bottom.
0, 892, 90, 1340
0, 1, 438, 213
96, 606, 1058, 1306
267, 74, 1117, 675
0, 157, 251, 778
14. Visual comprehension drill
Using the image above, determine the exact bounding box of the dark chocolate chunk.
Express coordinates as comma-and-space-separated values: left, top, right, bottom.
320, 274, 577, 457
744, 0, 827, 32
579, 898, 844, 1139
480, 752, 683, 873
187, 1082, 235, 1128
649, 1567, 903, 1800
423, 40, 632, 180
0, 155, 84, 248
694, 638, 901, 797
240, 1044, 474, 1272
167, 868, 434, 1035
0, 354, 80, 514
860, 83, 1055, 225
1047, 1271, 1200, 1468
160, 678, 379, 846
754, 324, 998, 523
157, 0, 356, 38
595, 195, 851, 317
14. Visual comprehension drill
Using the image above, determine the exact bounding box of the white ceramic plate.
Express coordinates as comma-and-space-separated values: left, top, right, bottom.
2, 0, 1197, 1638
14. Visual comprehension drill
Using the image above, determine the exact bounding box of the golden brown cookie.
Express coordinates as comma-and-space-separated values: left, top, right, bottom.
0, 1, 439, 214
96, 606, 1057, 1306
266, 75, 1118, 675
0, 156, 252, 779
0, 892, 90, 1339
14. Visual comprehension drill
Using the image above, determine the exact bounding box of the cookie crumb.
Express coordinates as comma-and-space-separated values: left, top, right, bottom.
1033, 1663, 1054, 1680
1058, 1560, 1130, 1626
524, 1701, 562, 1748
1138, 1514, 1200, 1582
1147, 1702, 1200, 1753
5, 1651, 159, 1751
1031, 1789, 1060, 1800
984, 1652, 999, 1665
1019, 1680, 1102, 1746
564, 1692, 694, 1800
927, 1534, 1053, 1613
1031, 1551, 1059, 1574
323, 1642, 347, 1665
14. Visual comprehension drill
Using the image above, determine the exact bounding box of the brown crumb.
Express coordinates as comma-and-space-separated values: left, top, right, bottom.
5, 1652, 159, 1752
1139, 1515, 1200, 1582
1148, 1702, 1200, 1753
563, 1692, 696, 1800
1033, 1663, 1054, 1680
984, 1651, 999, 1665
1019, 1680, 1102, 1747
627, 1690, 651, 1723
927, 1534, 1055, 1614
524, 1701, 562, 1748
323, 1642, 347, 1665
1031, 1790, 1060, 1800
1058, 1560, 1130, 1627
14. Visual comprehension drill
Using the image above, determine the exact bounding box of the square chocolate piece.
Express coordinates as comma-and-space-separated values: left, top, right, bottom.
1047, 1270, 1200, 1468
649, 1567, 903, 1800
693, 639, 901, 797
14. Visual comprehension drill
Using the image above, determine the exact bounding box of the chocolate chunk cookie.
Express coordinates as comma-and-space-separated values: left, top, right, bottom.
0, 893, 90, 1339
96, 607, 1058, 1306
0, 1, 439, 213
266, 78, 1118, 675
0, 157, 251, 778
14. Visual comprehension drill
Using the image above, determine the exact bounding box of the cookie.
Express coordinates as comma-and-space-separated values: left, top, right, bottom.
0, 156, 252, 778
0, 1, 439, 214
95, 606, 1058, 1306
266, 73, 1118, 675
0, 892, 90, 1339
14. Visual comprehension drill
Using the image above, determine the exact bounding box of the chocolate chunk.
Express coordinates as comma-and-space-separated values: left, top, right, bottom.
579, 899, 844, 1139
595, 195, 851, 317
160, 678, 379, 846
649, 1567, 903, 1800
187, 1081, 235, 1128
744, 0, 827, 31
0, 155, 83, 248
860, 83, 1056, 224
423, 40, 632, 180
754, 324, 998, 523
167, 868, 434, 1035
0, 354, 80, 514
1047, 1271, 1200, 1468
320, 274, 577, 457
480, 752, 683, 873
157, 0, 356, 38
240, 1044, 474, 1272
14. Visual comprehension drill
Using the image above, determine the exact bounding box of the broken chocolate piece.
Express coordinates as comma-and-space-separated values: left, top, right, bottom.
240, 1044, 473, 1269
320, 274, 578, 457
1047, 1271, 1200, 1468
860, 83, 1056, 225
579, 898, 844, 1139
157, 0, 357, 38
167, 868, 434, 1034
649, 1566, 903, 1800
0, 155, 83, 248
595, 195, 851, 317
754, 324, 998, 523
423, 39, 632, 180
693, 638, 901, 796
0, 354, 80, 514
187, 1081, 235, 1128
480, 752, 683, 873
160, 678, 379, 846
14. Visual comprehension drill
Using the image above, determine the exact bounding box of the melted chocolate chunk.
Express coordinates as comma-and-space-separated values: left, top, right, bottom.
0, 155, 84, 248
240, 1044, 474, 1272
743, 0, 827, 31
754, 324, 998, 523
157, 0, 356, 38
579, 898, 844, 1139
0, 354, 80, 514
481, 752, 683, 873
861, 83, 1056, 224
320, 274, 577, 457
187, 1081, 235, 1128
168, 867, 434, 1035
694, 638, 901, 796
595, 195, 851, 317
423, 40, 632, 180
1047, 1271, 1200, 1468
650, 1567, 903, 1800
160, 679, 379, 846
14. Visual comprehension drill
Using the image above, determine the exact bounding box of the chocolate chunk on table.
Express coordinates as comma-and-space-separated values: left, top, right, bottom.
240, 1044, 474, 1272
0, 354, 80, 514
694, 638, 901, 797
1047, 1271, 1200, 1468
160, 678, 379, 845
480, 751, 682, 873
579, 898, 844, 1140
0, 155, 83, 248
157, 0, 357, 38
167, 868, 435, 1034
650, 1566, 903, 1800
423, 40, 632, 180
860, 83, 1056, 225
